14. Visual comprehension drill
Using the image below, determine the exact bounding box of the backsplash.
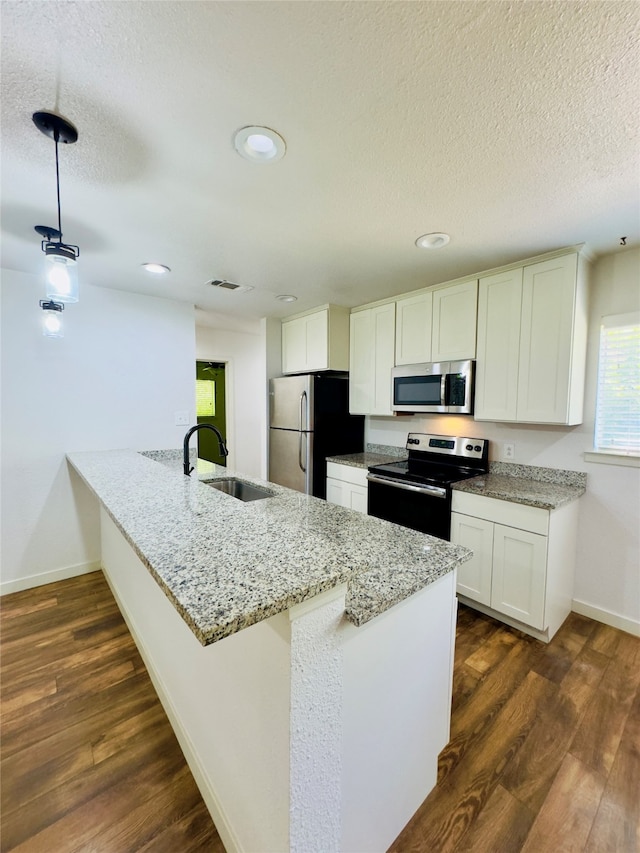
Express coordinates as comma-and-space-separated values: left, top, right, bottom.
489, 461, 587, 488
366, 443, 407, 459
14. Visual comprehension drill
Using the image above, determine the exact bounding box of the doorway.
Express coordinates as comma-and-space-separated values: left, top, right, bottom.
195, 361, 227, 466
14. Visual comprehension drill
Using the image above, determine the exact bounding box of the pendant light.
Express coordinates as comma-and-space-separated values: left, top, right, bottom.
33, 110, 80, 303
40, 299, 64, 338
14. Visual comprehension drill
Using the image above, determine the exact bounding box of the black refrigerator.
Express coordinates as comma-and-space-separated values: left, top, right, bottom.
268, 373, 364, 499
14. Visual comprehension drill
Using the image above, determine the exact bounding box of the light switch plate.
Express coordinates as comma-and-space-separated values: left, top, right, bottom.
174, 411, 189, 426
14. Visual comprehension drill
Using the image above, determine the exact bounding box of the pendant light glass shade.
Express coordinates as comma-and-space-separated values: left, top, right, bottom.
45, 246, 79, 302
40, 300, 64, 337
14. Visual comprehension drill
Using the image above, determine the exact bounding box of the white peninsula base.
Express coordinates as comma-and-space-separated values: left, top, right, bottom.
100, 507, 456, 853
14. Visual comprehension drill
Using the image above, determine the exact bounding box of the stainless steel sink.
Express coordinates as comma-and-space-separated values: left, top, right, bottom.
202, 477, 274, 502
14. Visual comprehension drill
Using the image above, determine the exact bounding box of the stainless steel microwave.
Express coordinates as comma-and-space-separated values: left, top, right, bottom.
391, 360, 475, 414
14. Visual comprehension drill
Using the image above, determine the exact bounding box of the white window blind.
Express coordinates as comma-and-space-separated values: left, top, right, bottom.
594, 312, 640, 455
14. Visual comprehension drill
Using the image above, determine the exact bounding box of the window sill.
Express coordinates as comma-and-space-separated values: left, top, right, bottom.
583, 450, 640, 468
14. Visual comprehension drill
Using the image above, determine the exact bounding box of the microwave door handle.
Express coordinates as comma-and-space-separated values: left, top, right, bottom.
441, 372, 447, 406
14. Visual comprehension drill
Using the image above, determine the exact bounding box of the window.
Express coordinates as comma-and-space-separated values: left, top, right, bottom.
594, 312, 640, 456
196, 379, 216, 417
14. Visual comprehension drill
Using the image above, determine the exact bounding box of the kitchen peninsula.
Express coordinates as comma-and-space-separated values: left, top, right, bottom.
67, 448, 471, 853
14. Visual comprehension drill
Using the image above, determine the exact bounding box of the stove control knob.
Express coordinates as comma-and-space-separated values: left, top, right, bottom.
474, 445, 482, 452
466, 444, 473, 451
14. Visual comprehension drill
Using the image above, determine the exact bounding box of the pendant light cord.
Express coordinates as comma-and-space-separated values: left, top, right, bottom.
54, 129, 63, 242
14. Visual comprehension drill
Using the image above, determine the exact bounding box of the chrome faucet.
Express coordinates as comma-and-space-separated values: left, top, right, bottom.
183, 424, 228, 476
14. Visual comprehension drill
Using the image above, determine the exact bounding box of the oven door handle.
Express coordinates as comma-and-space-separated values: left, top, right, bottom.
366, 473, 447, 499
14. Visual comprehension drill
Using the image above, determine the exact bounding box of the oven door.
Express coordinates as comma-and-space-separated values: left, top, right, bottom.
366, 474, 452, 540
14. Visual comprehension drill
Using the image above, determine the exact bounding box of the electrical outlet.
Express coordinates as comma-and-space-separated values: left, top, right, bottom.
174, 411, 189, 426
503, 442, 515, 460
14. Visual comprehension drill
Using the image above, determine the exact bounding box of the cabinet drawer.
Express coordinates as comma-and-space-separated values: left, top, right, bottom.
451, 491, 548, 535
326, 462, 368, 488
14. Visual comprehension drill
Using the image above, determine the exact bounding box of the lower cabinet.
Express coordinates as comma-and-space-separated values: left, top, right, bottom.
326, 461, 368, 514
451, 491, 578, 641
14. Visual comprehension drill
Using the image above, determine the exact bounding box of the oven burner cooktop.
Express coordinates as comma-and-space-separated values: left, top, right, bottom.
369, 432, 489, 488
366, 432, 490, 541
368, 459, 480, 488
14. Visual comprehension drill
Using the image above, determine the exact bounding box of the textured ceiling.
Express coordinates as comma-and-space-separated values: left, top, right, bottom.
2, 1, 639, 320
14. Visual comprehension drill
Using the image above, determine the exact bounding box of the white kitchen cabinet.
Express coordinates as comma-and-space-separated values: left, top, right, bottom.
326, 461, 368, 514
394, 280, 477, 366
349, 303, 396, 415
491, 523, 547, 629
431, 279, 478, 361
395, 292, 433, 365
475, 251, 588, 424
474, 267, 523, 421
450, 513, 493, 606
451, 490, 578, 642
281, 305, 350, 374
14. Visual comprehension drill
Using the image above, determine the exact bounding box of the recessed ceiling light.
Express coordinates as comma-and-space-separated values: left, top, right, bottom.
142, 262, 171, 274
415, 233, 450, 249
276, 294, 297, 303
234, 126, 286, 163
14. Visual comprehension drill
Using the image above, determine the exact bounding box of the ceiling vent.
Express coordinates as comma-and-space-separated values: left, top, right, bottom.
206, 278, 253, 293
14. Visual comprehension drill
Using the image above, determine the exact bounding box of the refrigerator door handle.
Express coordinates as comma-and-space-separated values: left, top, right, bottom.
299, 390, 307, 432
299, 431, 306, 472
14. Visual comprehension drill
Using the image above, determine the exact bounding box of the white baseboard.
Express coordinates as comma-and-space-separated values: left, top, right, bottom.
572, 599, 640, 637
0, 561, 101, 596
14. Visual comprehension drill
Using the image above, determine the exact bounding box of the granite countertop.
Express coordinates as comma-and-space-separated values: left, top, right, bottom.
67, 449, 470, 646
452, 462, 587, 510
326, 444, 407, 469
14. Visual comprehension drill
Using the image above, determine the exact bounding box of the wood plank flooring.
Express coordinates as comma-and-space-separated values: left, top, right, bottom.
390, 604, 640, 853
0, 572, 224, 853
1, 571, 638, 852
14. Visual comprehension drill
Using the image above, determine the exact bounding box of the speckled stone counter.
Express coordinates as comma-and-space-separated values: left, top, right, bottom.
326, 443, 406, 469
452, 461, 586, 510
67, 449, 470, 645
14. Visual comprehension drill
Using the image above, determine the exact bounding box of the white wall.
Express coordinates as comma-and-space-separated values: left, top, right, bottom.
195, 318, 267, 479
367, 247, 640, 633
1, 269, 195, 592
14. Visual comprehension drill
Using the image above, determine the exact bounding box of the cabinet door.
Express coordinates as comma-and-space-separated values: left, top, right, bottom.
304, 309, 329, 371
517, 253, 578, 424
282, 317, 307, 374
372, 303, 396, 415
491, 524, 547, 630
326, 477, 348, 508
474, 268, 523, 421
431, 280, 478, 361
395, 292, 433, 365
451, 513, 493, 606
326, 478, 368, 514
349, 311, 373, 414
348, 484, 368, 514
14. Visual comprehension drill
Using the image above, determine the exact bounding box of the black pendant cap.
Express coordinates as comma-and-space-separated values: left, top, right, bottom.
32, 111, 78, 144
35, 225, 62, 241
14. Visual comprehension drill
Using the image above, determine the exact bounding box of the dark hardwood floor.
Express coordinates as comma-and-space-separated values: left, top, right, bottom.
390, 602, 640, 853
1, 571, 638, 852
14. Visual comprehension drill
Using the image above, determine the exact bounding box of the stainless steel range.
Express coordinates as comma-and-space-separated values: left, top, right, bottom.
367, 432, 489, 540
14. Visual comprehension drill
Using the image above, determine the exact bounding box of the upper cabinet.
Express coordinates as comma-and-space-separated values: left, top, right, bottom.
395, 280, 477, 366
431, 280, 478, 361
349, 303, 396, 415
395, 292, 433, 365
475, 251, 588, 425
282, 305, 350, 374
